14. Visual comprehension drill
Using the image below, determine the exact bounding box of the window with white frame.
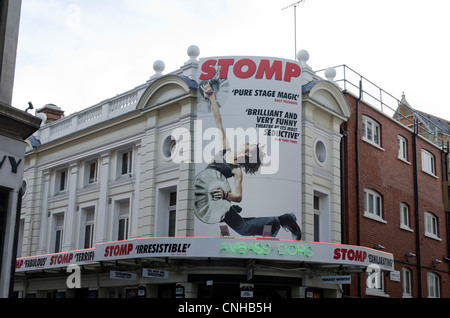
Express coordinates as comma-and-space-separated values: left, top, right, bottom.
313, 191, 330, 242
398, 136, 408, 162
83, 159, 98, 186
364, 189, 383, 221
400, 202, 412, 231
314, 195, 320, 242
402, 268, 412, 298
421, 149, 436, 176
117, 200, 130, 241
53, 214, 64, 253
168, 192, 177, 237
362, 116, 381, 147
55, 169, 68, 193
155, 185, 177, 237
427, 272, 440, 298
118, 149, 133, 177
365, 265, 385, 296
84, 160, 98, 185
82, 207, 95, 249
424, 212, 439, 239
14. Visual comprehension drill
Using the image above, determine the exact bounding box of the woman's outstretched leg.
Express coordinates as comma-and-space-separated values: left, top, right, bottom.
222, 207, 302, 240
222, 206, 280, 237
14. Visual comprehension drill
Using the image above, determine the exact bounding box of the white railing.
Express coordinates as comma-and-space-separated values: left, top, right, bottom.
40, 88, 144, 144
109, 92, 138, 112
316, 65, 446, 149
35, 44, 201, 145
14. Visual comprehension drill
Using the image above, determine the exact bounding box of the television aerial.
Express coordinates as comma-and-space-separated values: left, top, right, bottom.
282, 1, 305, 60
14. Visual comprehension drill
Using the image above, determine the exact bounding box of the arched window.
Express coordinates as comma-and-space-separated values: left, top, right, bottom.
364, 189, 384, 222
362, 116, 381, 147
402, 268, 412, 298
424, 212, 440, 240
427, 272, 440, 298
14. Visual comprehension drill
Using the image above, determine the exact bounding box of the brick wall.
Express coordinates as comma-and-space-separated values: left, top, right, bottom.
342, 93, 449, 298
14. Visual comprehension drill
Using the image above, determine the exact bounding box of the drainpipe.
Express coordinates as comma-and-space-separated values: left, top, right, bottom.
340, 126, 347, 245
444, 141, 450, 267
412, 119, 422, 298
355, 80, 362, 298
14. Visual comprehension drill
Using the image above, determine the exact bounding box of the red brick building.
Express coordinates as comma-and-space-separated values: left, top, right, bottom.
335, 66, 449, 298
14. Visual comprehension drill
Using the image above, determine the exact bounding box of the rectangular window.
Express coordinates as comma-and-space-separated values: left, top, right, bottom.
88, 161, 97, 184
84, 224, 94, 249
118, 201, 130, 241
362, 116, 381, 147
398, 136, 408, 162
422, 150, 436, 176
83, 209, 95, 249
313, 195, 320, 242
54, 229, 63, 253
402, 268, 412, 297
400, 203, 411, 230
56, 169, 68, 193
60, 171, 66, 191
424, 212, 439, 239
118, 218, 129, 241
168, 192, 177, 237
155, 186, 178, 237
54, 215, 64, 253
121, 151, 133, 176
313, 191, 330, 242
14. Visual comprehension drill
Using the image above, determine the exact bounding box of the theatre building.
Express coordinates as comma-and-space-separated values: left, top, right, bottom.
13, 47, 397, 298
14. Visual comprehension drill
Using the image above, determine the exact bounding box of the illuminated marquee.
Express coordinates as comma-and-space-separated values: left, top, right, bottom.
16, 238, 395, 273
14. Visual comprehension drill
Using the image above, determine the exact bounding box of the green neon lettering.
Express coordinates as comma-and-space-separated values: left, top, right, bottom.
219, 242, 229, 253
277, 244, 286, 255
220, 241, 314, 257
220, 241, 273, 256
277, 244, 314, 258
288, 245, 297, 256
262, 243, 271, 255
237, 242, 247, 254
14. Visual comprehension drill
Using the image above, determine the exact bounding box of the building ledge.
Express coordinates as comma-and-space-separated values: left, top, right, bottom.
0, 101, 41, 140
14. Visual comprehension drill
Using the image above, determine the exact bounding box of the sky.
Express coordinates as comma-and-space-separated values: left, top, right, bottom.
12, 0, 450, 122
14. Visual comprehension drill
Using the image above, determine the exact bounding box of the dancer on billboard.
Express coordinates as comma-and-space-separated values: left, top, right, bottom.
194, 83, 302, 240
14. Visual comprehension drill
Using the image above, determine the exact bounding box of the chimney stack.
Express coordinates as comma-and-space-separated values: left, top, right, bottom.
36, 104, 64, 123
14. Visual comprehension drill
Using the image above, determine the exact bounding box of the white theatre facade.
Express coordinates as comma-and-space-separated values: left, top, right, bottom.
14, 47, 394, 298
